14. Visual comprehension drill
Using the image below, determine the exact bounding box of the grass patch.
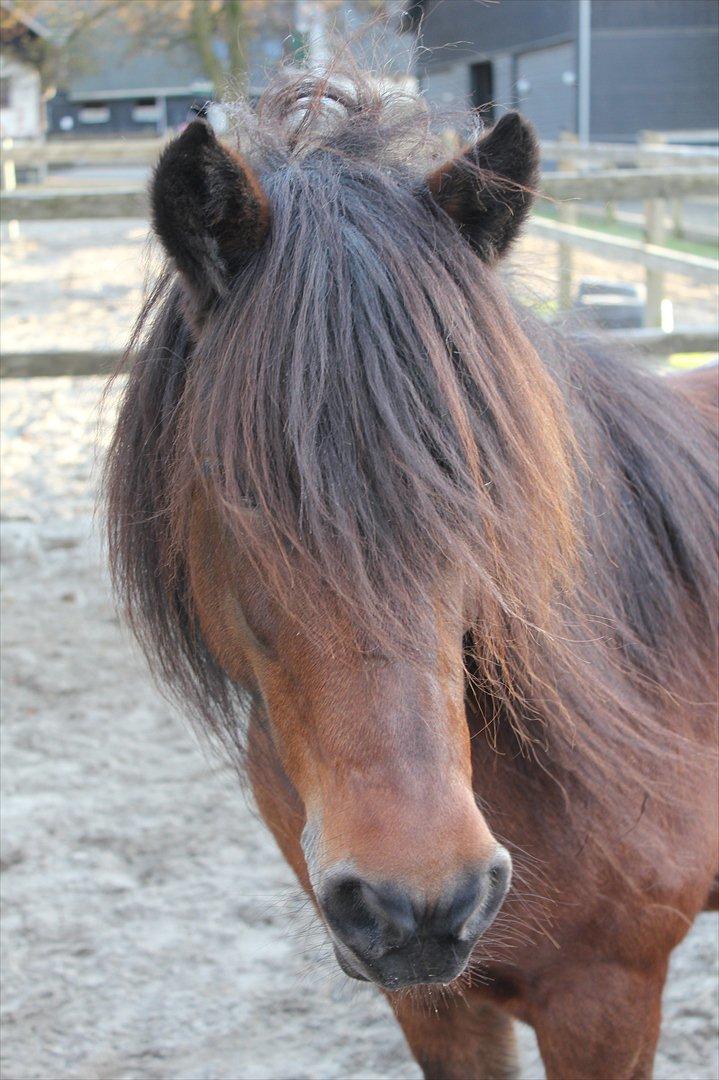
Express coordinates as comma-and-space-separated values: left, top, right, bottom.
529, 298, 559, 319
668, 352, 718, 369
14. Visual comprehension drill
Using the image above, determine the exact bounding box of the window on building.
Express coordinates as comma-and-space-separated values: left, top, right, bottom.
78, 103, 111, 124
132, 97, 160, 123
0, 77, 11, 110
471, 62, 495, 121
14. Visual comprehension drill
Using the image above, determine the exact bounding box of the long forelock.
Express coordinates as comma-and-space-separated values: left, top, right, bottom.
171, 121, 576, 655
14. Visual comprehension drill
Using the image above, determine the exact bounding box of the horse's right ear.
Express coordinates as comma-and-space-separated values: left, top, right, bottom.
151, 120, 270, 315
424, 113, 539, 262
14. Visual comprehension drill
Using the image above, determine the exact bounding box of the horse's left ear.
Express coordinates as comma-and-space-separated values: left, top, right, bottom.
151, 120, 270, 317
424, 113, 539, 262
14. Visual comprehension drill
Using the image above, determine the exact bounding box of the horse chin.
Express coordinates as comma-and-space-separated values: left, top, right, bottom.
331, 939, 469, 991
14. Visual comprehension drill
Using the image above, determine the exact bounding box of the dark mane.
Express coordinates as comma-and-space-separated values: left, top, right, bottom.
105, 72, 717, 834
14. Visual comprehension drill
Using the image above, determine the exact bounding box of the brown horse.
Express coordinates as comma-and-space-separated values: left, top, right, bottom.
105, 74, 718, 1079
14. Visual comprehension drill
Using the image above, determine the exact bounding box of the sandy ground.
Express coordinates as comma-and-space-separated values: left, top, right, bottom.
1, 217, 718, 1080
1, 376, 717, 1080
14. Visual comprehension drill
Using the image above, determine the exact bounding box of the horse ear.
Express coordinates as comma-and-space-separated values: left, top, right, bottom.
151, 120, 270, 314
424, 113, 539, 262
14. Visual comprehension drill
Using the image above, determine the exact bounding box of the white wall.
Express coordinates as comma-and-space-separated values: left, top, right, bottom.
0, 54, 43, 140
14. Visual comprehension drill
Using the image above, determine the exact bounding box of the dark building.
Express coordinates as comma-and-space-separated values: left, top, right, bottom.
45, 2, 414, 140
406, 0, 719, 141
46, 29, 215, 138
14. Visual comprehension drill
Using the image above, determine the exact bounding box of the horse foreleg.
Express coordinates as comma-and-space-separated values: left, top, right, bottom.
391, 992, 519, 1080
530, 961, 665, 1080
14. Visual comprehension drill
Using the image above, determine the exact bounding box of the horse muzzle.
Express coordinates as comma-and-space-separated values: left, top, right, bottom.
317, 846, 512, 989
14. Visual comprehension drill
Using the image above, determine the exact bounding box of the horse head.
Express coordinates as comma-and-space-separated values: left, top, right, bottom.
109, 80, 576, 989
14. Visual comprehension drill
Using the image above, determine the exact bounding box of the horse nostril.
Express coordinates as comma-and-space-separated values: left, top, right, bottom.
486, 846, 512, 903
319, 875, 417, 952
440, 870, 487, 936
323, 876, 375, 934
440, 847, 512, 940
358, 880, 417, 939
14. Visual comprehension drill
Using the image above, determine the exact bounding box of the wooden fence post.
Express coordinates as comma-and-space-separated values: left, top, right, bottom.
1, 139, 17, 193
557, 132, 578, 311
1, 139, 20, 241
641, 132, 668, 326
671, 197, 684, 240
644, 198, 667, 326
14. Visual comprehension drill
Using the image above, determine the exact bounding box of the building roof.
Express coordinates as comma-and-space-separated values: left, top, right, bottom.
65, 21, 212, 101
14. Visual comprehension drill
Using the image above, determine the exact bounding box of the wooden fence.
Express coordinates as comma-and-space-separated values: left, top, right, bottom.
542, 137, 718, 170
3, 165, 715, 219
4, 130, 715, 170
3, 327, 717, 379
1, 134, 717, 368
539, 132, 718, 321
1, 136, 166, 170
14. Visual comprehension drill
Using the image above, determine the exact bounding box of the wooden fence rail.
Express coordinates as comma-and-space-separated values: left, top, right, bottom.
540, 169, 718, 201
0, 187, 148, 220
2, 136, 167, 168
3, 328, 716, 379
3, 170, 716, 221
528, 218, 719, 285
541, 141, 718, 169
573, 326, 718, 356
3, 135, 717, 170
0, 350, 121, 378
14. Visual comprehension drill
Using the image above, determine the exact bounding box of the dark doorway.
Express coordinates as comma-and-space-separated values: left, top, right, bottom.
471, 62, 494, 120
